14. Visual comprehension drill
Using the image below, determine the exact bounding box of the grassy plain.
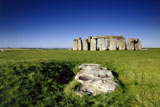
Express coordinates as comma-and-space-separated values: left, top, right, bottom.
0, 49, 160, 106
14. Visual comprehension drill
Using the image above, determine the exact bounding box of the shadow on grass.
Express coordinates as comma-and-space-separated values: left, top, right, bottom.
112, 71, 125, 90
0, 61, 136, 106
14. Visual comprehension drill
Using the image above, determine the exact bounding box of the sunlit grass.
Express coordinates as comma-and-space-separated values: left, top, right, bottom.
0, 48, 160, 106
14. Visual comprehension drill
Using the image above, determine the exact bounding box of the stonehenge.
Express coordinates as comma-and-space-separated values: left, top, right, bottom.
73, 35, 142, 51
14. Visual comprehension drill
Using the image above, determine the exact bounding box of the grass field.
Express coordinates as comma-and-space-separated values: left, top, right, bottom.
0, 49, 160, 106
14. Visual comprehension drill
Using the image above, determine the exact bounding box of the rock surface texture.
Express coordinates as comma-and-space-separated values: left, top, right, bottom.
73, 36, 142, 51
75, 64, 117, 96
90, 38, 97, 51
99, 38, 106, 50
109, 38, 117, 50
83, 39, 89, 51
117, 38, 126, 50
73, 39, 78, 50
78, 38, 83, 50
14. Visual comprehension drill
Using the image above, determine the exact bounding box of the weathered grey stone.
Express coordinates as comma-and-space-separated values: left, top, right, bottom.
88, 36, 92, 43
127, 38, 142, 50
78, 38, 83, 50
83, 39, 89, 51
117, 38, 126, 50
135, 40, 142, 50
109, 38, 117, 50
75, 64, 117, 96
92, 35, 123, 39
73, 39, 78, 50
134, 38, 139, 43
127, 38, 135, 50
99, 38, 106, 50
73, 36, 142, 51
90, 38, 97, 51
138, 41, 142, 50
107, 38, 110, 50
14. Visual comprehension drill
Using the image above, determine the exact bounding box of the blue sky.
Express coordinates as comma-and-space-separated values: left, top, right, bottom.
0, 0, 160, 48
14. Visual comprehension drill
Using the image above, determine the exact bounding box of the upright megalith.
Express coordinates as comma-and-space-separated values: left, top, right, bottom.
127, 38, 142, 50
99, 38, 106, 50
107, 38, 110, 50
127, 38, 135, 50
109, 38, 117, 50
83, 39, 89, 51
135, 39, 142, 50
73, 39, 78, 50
117, 38, 126, 50
138, 41, 142, 50
90, 38, 97, 51
78, 38, 83, 50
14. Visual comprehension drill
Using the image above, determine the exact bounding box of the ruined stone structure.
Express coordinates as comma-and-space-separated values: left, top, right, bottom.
127, 38, 142, 50
73, 35, 142, 51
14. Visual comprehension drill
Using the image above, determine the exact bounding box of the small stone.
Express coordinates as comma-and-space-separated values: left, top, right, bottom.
75, 64, 117, 96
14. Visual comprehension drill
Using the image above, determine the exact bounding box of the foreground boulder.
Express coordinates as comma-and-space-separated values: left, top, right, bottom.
75, 64, 117, 96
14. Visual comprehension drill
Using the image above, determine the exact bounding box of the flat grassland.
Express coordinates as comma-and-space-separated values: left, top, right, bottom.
0, 49, 160, 106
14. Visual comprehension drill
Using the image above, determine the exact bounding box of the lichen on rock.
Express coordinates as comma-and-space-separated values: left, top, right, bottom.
75, 64, 117, 96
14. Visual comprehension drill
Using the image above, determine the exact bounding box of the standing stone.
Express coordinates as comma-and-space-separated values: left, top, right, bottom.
109, 38, 117, 50
107, 38, 110, 50
135, 40, 142, 50
88, 36, 92, 50
99, 38, 106, 50
73, 39, 78, 50
78, 38, 83, 50
83, 39, 89, 51
90, 38, 97, 51
138, 41, 142, 50
117, 38, 126, 50
88, 36, 92, 43
127, 38, 135, 50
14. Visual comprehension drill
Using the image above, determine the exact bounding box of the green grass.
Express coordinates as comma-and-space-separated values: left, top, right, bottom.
0, 49, 160, 106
